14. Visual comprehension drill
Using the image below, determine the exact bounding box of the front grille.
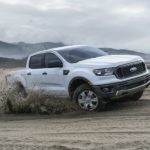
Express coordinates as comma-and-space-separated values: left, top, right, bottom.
120, 79, 146, 90
115, 61, 146, 79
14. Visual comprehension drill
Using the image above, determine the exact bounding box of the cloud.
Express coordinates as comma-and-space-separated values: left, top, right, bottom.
0, 0, 150, 52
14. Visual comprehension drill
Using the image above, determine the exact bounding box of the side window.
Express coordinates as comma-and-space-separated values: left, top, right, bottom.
29, 54, 44, 69
45, 53, 63, 68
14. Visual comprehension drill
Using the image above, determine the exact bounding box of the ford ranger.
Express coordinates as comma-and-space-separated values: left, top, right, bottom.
6, 45, 150, 111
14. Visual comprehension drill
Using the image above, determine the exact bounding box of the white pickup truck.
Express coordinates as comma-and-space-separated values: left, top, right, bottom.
6, 45, 150, 111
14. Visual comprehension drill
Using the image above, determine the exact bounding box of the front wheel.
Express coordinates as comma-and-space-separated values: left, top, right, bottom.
73, 84, 106, 111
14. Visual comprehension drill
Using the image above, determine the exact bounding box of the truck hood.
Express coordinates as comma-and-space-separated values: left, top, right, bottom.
75, 55, 143, 68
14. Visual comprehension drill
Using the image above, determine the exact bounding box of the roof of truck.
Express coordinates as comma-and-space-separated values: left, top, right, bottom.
30, 45, 88, 56
52, 45, 88, 51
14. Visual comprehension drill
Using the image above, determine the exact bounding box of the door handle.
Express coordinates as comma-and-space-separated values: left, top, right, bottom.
42, 72, 47, 75
27, 72, 31, 75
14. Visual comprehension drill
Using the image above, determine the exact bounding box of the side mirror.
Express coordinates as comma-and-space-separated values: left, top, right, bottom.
48, 61, 63, 68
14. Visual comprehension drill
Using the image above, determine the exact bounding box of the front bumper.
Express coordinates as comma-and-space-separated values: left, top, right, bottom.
92, 74, 150, 101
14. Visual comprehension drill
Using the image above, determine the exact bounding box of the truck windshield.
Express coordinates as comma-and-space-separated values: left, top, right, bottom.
58, 46, 107, 63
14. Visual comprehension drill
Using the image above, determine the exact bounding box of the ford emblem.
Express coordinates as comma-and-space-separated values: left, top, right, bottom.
130, 67, 137, 72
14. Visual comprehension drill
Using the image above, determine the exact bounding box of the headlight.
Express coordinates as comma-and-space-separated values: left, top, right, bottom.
93, 68, 114, 76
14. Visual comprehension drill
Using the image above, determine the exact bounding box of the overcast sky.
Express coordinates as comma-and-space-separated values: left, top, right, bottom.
0, 0, 150, 53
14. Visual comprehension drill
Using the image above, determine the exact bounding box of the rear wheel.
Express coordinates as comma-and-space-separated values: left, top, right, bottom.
73, 84, 106, 111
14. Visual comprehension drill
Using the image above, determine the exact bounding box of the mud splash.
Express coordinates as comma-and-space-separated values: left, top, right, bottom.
0, 69, 78, 114
6, 92, 78, 114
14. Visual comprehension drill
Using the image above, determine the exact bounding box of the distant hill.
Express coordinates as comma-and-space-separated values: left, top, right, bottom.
0, 57, 26, 68
0, 41, 65, 59
0, 41, 27, 59
0, 41, 150, 68
101, 48, 150, 62
0, 41, 65, 67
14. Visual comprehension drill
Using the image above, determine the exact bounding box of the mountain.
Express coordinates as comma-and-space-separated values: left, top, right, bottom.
101, 48, 150, 62
0, 41, 65, 59
0, 41, 150, 68
0, 57, 26, 68
0, 41, 27, 59
17, 41, 65, 55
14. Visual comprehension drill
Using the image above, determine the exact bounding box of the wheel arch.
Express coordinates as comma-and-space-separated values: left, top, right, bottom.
68, 77, 92, 98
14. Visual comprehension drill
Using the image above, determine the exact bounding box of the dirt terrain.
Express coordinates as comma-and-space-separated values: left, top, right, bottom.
0, 69, 150, 150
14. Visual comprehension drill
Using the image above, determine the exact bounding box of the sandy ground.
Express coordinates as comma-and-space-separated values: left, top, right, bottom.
0, 69, 150, 150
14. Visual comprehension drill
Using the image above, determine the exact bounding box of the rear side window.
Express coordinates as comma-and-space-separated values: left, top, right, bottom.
29, 54, 44, 69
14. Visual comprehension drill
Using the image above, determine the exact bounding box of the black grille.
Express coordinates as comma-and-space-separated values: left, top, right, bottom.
120, 79, 147, 90
116, 62, 146, 79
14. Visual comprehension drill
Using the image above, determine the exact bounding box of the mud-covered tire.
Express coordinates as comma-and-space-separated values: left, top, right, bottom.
73, 84, 106, 111
129, 90, 144, 101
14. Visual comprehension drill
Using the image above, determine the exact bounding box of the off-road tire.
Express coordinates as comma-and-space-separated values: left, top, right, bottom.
73, 84, 106, 111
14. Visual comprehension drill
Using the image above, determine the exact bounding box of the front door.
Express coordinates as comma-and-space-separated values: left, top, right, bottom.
41, 53, 67, 96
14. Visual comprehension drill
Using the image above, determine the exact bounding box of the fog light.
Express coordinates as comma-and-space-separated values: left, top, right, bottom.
102, 87, 113, 93
102, 87, 110, 92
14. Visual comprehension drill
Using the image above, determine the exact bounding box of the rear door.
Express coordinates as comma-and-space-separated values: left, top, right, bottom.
26, 53, 45, 92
